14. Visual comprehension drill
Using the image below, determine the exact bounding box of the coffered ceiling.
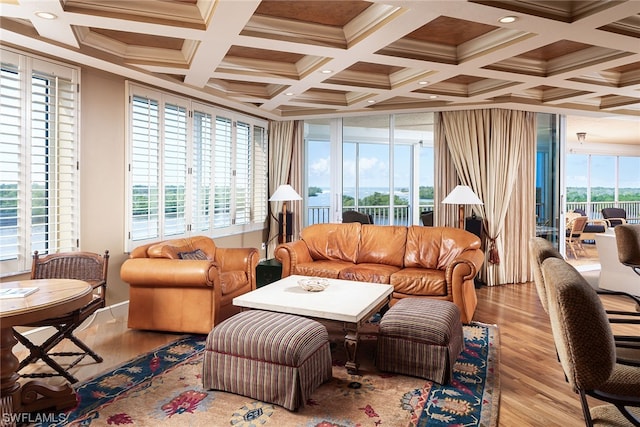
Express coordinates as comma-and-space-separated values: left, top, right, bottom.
1, 0, 640, 131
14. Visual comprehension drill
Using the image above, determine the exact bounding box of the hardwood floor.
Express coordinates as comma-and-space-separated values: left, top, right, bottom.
15, 279, 639, 426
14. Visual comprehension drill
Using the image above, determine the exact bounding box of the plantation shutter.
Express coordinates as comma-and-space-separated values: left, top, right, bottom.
235, 121, 251, 225
163, 102, 187, 236
253, 125, 268, 224
214, 116, 232, 228
130, 95, 160, 241
30, 71, 78, 254
192, 110, 213, 232
0, 49, 79, 273
0, 64, 21, 267
125, 83, 268, 249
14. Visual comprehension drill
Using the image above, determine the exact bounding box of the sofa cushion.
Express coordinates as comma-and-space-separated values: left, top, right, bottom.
338, 263, 400, 284
404, 226, 480, 270
357, 225, 407, 267
295, 260, 354, 278
391, 268, 447, 296
178, 249, 209, 260
146, 236, 217, 260
147, 244, 181, 259
300, 223, 361, 263
583, 223, 606, 234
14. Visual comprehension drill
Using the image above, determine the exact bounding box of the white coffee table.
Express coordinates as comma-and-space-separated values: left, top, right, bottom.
233, 275, 393, 373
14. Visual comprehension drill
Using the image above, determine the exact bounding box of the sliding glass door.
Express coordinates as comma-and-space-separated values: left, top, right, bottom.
304, 113, 434, 227
535, 113, 562, 248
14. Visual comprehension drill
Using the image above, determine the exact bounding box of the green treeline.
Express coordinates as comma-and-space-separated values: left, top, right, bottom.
308, 186, 434, 202
567, 187, 640, 202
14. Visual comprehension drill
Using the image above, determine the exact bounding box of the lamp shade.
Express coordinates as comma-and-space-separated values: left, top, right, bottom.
442, 185, 483, 205
269, 184, 302, 202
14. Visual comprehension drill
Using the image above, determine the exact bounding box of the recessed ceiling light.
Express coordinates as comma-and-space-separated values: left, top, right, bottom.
285, 92, 295, 96
320, 69, 333, 74
498, 16, 517, 23
34, 11, 58, 20
418, 81, 429, 85
429, 95, 438, 99
367, 100, 376, 103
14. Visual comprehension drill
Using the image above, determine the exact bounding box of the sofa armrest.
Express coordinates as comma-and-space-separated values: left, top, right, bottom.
274, 240, 313, 277
445, 249, 485, 323
215, 247, 259, 272
215, 247, 259, 290
446, 250, 484, 283
120, 258, 220, 288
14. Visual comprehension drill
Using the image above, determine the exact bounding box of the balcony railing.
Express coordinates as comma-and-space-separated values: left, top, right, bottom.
566, 201, 640, 222
308, 201, 640, 226
307, 203, 435, 226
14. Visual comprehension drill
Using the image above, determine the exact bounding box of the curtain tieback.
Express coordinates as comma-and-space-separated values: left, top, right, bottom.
487, 235, 500, 265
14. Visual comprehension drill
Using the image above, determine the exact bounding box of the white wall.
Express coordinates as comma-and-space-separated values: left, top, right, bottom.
80, 68, 129, 304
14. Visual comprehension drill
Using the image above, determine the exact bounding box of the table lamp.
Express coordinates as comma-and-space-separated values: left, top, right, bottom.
269, 184, 302, 243
442, 185, 483, 229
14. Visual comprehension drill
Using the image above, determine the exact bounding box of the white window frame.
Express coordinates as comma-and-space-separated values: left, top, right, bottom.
125, 83, 268, 251
0, 48, 80, 276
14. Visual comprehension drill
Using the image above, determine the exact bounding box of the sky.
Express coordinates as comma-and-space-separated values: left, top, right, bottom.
566, 154, 640, 188
307, 141, 434, 190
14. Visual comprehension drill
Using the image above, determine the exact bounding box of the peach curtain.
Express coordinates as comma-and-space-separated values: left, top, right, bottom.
267, 120, 303, 258
440, 109, 536, 286
434, 114, 460, 227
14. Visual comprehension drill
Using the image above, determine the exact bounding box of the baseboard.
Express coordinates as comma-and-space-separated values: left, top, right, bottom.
12, 301, 129, 351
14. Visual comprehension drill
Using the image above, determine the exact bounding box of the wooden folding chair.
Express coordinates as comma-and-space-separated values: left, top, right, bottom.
14, 250, 109, 383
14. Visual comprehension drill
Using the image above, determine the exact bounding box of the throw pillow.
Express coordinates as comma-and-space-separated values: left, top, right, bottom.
178, 249, 209, 260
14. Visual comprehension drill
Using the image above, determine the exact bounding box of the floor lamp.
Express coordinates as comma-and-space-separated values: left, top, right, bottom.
442, 185, 483, 229
269, 184, 302, 243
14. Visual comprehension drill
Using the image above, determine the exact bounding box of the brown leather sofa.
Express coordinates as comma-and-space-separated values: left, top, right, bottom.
121, 236, 259, 334
274, 223, 484, 323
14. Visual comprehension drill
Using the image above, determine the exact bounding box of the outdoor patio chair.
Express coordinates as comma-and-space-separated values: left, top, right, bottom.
572, 209, 607, 242
565, 215, 588, 258
14, 250, 110, 383
421, 211, 434, 226
342, 210, 373, 224
602, 207, 628, 228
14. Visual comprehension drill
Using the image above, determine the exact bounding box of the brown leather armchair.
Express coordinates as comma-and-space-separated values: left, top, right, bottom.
121, 236, 259, 334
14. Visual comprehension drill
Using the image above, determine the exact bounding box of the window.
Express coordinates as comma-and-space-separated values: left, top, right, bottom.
566, 152, 640, 219
0, 48, 79, 275
304, 113, 434, 225
126, 84, 268, 249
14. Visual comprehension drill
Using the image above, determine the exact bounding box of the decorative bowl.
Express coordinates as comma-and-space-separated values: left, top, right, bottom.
297, 277, 329, 292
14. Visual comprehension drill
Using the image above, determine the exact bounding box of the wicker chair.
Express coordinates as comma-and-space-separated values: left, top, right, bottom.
540, 256, 640, 426
565, 215, 588, 258
14, 250, 109, 383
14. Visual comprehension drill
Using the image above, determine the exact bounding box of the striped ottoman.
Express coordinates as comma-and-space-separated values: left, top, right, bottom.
202, 310, 332, 411
376, 298, 464, 384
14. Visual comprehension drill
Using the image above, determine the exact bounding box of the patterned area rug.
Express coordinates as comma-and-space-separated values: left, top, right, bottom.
36, 322, 499, 427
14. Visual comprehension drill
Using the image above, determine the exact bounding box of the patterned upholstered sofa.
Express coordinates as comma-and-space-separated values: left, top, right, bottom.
274, 223, 484, 323
121, 236, 259, 334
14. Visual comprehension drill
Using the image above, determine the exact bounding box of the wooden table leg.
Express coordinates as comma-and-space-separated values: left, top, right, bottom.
0, 327, 76, 426
1, 327, 21, 427
344, 325, 360, 375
